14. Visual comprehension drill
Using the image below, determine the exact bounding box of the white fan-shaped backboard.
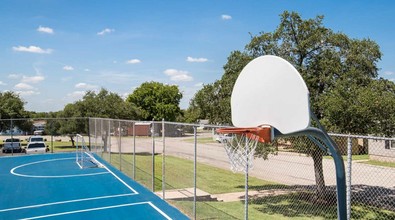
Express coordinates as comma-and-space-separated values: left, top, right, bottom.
231, 55, 310, 134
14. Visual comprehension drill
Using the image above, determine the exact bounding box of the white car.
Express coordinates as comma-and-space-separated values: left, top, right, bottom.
25, 142, 48, 154
28, 136, 45, 143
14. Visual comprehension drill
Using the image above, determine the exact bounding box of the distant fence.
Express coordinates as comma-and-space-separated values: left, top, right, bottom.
0, 117, 394, 219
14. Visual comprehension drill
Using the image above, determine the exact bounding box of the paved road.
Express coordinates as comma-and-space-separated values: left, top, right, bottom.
105, 134, 395, 189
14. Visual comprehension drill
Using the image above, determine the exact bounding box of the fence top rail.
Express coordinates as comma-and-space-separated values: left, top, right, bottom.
329, 133, 395, 141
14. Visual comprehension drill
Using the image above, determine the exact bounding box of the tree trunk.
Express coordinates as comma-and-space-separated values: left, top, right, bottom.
70, 135, 75, 148
312, 147, 326, 200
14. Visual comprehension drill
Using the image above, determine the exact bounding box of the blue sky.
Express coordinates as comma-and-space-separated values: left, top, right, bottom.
1, 0, 394, 112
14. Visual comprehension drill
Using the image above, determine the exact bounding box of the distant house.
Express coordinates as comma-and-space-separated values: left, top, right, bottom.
368, 139, 395, 162
33, 120, 46, 132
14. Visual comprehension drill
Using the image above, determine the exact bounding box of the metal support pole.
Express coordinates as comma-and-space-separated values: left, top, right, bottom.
162, 119, 166, 199
275, 127, 347, 220
11, 119, 14, 156
94, 119, 97, 154
245, 137, 249, 220
108, 120, 111, 163
346, 136, 352, 220
50, 120, 54, 153
152, 121, 155, 192
88, 118, 91, 151
133, 122, 136, 180
119, 120, 122, 171
193, 126, 197, 220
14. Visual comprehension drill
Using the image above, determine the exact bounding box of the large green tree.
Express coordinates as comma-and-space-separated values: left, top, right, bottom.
188, 11, 392, 197
0, 91, 32, 132
126, 81, 182, 121
56, 88, 139, 146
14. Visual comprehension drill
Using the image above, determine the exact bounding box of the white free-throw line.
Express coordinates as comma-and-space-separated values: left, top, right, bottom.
21, 202, 173, 220
0, 193, 136, 213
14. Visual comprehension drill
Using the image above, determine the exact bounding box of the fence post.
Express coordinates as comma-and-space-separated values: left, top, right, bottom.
346, 136, 352, 220
94, 118, 97, 154
162, 119, 166, 199
119, 120, 122, 171
245, 138, 249, 220
133, 122, 136, 180
10, 119, 14, 156
152, 121, 155, 192
193, 126, 197, 220
108, 120, 111, 163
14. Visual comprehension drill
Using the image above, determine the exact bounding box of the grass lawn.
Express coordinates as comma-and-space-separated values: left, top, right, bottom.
323, 154, 395, 168
102, 153, 278, 194
323, 154, 369, 161
100, 153, 395, 219
182, 137, 218, 144
47, 141, 75, 152
361, 159, 395, 168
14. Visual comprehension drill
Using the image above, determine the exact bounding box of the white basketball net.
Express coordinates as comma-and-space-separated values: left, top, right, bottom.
221, 133, 259, 173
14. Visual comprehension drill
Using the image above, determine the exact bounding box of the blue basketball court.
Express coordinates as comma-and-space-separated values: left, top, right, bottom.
0, 153, 189, 219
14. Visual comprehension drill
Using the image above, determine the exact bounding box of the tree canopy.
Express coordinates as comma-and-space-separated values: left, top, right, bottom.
126, 81, 183, 121
186, 11, 394, 197
0, 91, 31, 132
187, 11, 393, 137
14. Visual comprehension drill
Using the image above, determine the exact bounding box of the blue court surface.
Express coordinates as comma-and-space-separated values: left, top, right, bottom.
0, 153, 189, 219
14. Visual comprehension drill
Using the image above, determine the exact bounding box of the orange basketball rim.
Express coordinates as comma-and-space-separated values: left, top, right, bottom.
216, 126, 272, 143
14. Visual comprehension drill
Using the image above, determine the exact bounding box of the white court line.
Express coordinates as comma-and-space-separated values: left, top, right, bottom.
9, 156, 138, 194
10, 158, 108, 178
21, 201, 173, 220
0, 193, 136, 213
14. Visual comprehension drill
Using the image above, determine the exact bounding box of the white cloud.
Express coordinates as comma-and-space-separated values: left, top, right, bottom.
67, 91, 85, 100
63, 65, 74, 71
194, 82, 203, 87
97, 28, 115, 35
21, 75, 45, 84
8, 74, 21, 79
37, 26, 54, 34
0, 81, 6, 86
384, 71, 394, 75
14, 83, 34, 90
221, 14, 232, 20
75, 83, 98, 90
164, 69, 193, 82
16, 90, 40, 96
84, 68, 91, 72
12, 45, 53, 54
126, 59, 141, 64
187, 56, 208, 63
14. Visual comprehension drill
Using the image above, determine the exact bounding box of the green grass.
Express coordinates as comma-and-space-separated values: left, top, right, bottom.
361, 160, 395, 168
183, 137, 218, 144
47, 141, 75, 152
104, 153, 277, 194
324, 154, 369, 161
323, 154, 395, 168
171, 196, 394, 220
101, 153, 395, 220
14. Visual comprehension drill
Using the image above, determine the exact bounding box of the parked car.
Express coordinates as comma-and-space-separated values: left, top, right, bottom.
215, 134, 233, 143
28, 136, 46, 143
25, 142, 49, 154
2, 138, 22, 153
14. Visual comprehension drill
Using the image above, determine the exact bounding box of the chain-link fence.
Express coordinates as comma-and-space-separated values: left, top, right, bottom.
0, 118, 89, 156
87, 118, 395, 220
1, 117, 394, 219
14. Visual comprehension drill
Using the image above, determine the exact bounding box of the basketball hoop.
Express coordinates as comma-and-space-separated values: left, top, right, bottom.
216, 126, 272, 173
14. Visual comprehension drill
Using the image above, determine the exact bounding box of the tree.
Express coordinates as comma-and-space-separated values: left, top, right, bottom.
189, 11, 388, 198
57, 88, 139, 147
0, 91, 32, 132
126, 81, 182, 121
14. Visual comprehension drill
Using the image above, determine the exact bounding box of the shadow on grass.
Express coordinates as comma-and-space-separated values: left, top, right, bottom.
244, 185, 395, 219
